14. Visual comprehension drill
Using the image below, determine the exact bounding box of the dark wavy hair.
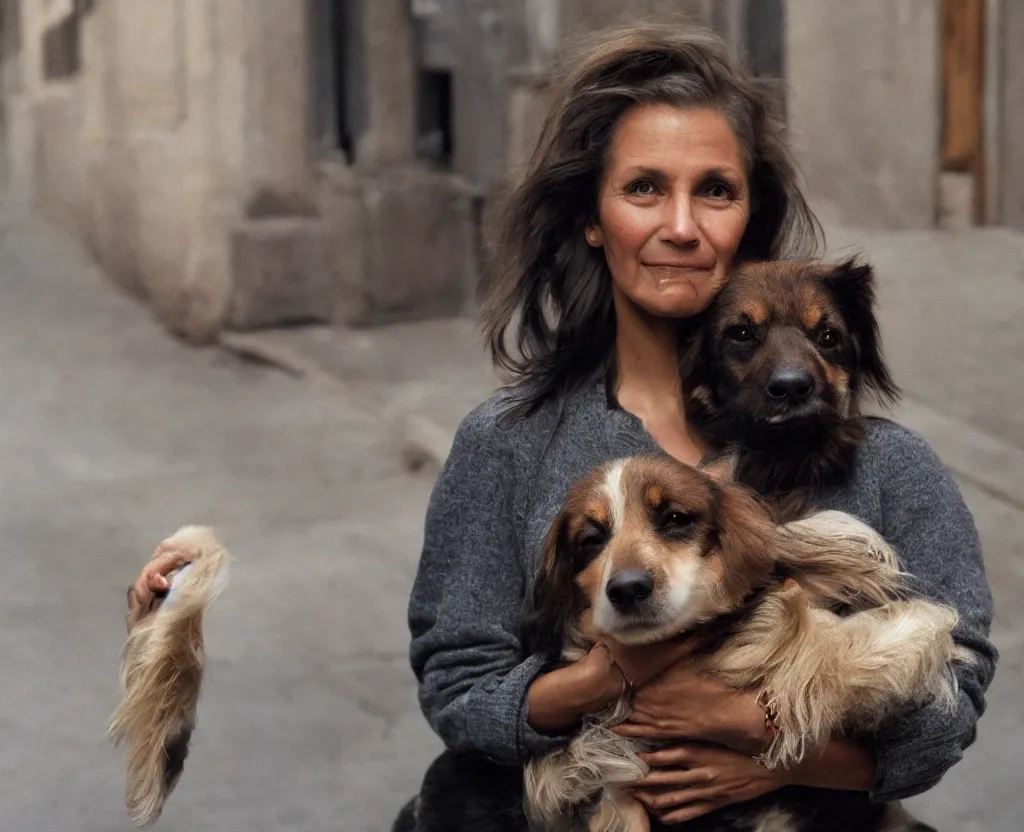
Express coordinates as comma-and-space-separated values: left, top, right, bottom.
480, 21, 823, 422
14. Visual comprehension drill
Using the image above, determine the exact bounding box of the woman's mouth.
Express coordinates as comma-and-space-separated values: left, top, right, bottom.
644, 263, 716, 289
644, 263, 715, 279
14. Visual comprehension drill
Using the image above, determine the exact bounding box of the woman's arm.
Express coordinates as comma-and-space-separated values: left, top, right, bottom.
409, 399, 700, 761
785, 737, 876, 791
408, 401, 558, 764
861, 421, 998, 802
526, 647, 624, 735
410, 400, 640, 763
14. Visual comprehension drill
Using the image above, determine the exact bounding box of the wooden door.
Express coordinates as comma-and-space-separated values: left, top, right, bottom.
940, 0, 986, 222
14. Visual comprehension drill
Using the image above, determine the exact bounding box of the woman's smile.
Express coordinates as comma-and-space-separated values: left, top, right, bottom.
586, 103, 751, 320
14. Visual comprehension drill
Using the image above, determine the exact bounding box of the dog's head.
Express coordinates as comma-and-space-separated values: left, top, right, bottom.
520, 455, 777, 657
683, 257, 899, 446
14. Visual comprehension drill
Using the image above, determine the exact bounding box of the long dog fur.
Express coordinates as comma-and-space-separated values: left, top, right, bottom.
520, 459, 969, 832
107, 525, 230, 827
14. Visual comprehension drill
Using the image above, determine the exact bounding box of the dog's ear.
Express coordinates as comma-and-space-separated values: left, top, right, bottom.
700, 452, 737, 485
519, 512, 582, 659
821, 257, 900, 406
711, 482, 777, 601
678, 308, 720, 421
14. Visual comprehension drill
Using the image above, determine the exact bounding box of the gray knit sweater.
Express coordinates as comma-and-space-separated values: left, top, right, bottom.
406, 373, 997, 804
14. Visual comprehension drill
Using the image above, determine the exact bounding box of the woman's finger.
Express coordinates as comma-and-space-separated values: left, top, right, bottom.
609, 723, 661, 739
637, 745, 696, 767
150, 539, 197, 561
635, 784, 723, 813
644, 785, 722, 812
635, 766, 712, 789
143, 551, 192, 591
658, 799, 723, 824
130, 574, 153, 610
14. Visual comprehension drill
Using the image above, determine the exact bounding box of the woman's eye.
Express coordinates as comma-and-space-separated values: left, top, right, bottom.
705, 181, 735, 200
627, 180, 657, 197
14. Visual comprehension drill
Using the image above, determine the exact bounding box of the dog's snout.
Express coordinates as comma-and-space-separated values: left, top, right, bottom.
606, 569, 655, 610
766, 368, 815, 402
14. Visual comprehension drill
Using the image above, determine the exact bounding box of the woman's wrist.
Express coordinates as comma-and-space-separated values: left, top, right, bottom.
783, 736, 877, 791
703, 688, 774, 755
526, 649, 623, 735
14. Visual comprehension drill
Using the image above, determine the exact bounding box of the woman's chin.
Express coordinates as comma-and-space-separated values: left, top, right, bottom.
641, 294, 716, 320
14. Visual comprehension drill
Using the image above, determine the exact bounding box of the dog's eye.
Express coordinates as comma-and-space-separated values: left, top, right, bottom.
572, 522, 608, 571
655, 506, 699, 536
817, 328, 841, 348
726, 325, 755, 343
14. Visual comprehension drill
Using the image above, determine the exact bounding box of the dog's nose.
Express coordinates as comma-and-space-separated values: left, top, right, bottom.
606, 569, 655, 610
765, 368, 815, 402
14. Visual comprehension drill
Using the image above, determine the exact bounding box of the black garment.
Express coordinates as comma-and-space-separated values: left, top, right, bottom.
392, 751, 527, 832
391, 750, 941, 832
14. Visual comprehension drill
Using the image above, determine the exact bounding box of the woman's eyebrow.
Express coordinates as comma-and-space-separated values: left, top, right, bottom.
700, 165, 745, 182
619, 165, 669, 182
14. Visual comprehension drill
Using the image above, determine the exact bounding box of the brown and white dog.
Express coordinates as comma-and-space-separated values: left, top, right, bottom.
681, 256, 899, 522
107, 526, 231, 828
519, 457, 965, 832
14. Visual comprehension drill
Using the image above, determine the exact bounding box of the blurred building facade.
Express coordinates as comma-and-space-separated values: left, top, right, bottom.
0, 1, 1018, 342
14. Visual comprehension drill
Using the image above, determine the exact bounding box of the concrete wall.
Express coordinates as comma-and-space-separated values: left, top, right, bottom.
1, 1, 334, 341
786, 0, 942, 230
24, 2, 1015, 339
999, 0, 1024, 229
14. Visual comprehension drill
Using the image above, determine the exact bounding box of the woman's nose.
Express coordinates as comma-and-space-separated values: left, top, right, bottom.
660, 196, 700, 247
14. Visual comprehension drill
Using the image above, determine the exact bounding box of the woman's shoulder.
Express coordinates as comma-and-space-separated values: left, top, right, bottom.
861, 415, 941, 465
858, 415, 960, 500
450, 385, 564, 462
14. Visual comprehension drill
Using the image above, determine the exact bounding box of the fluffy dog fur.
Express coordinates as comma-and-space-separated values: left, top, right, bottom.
107, 526, 230, 827
680, 257, 899, 521
519, 456, 966, 832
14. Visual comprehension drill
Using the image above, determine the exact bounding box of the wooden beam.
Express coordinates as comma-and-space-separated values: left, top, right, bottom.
941, 0, 985, 172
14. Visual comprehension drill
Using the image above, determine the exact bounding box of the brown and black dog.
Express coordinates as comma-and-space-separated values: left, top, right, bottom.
681, 256, 900, 521
518, 258, 964, 832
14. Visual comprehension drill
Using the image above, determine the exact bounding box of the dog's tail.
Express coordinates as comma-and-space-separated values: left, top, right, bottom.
773, 510, 909, 609
107, 526, 230, 828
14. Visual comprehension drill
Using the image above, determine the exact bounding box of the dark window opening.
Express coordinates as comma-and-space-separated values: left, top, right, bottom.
745, 0, 785, 79
312, 0, 365, 165
41, 0, 93, 81
328, 0, 355, 163
415, 69, 453, 167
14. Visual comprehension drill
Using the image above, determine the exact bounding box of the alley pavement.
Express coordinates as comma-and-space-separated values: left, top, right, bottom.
0, 200, 443, 831
1, 198, 1022, 831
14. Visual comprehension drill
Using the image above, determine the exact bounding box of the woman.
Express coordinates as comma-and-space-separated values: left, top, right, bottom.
128, 22, 996, 831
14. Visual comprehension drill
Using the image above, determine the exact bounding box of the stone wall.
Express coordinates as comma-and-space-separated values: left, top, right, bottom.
0, 1, 345, 341
23, 2, 1014, 340
786, 0, 943, 230
999, 0, 1024, 229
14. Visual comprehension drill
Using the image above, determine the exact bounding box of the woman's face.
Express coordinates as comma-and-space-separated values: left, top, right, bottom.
587, 103, 751, 320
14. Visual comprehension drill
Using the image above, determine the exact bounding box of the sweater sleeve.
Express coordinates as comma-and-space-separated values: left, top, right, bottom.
406, 401, 572, 765
864, 424, 998, 802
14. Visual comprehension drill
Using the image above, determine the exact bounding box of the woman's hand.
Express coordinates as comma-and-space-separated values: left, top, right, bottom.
611, 656, 769, 755
526, 637, 694, 736
125, 538, 200, 633
632, 741, 790, 824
